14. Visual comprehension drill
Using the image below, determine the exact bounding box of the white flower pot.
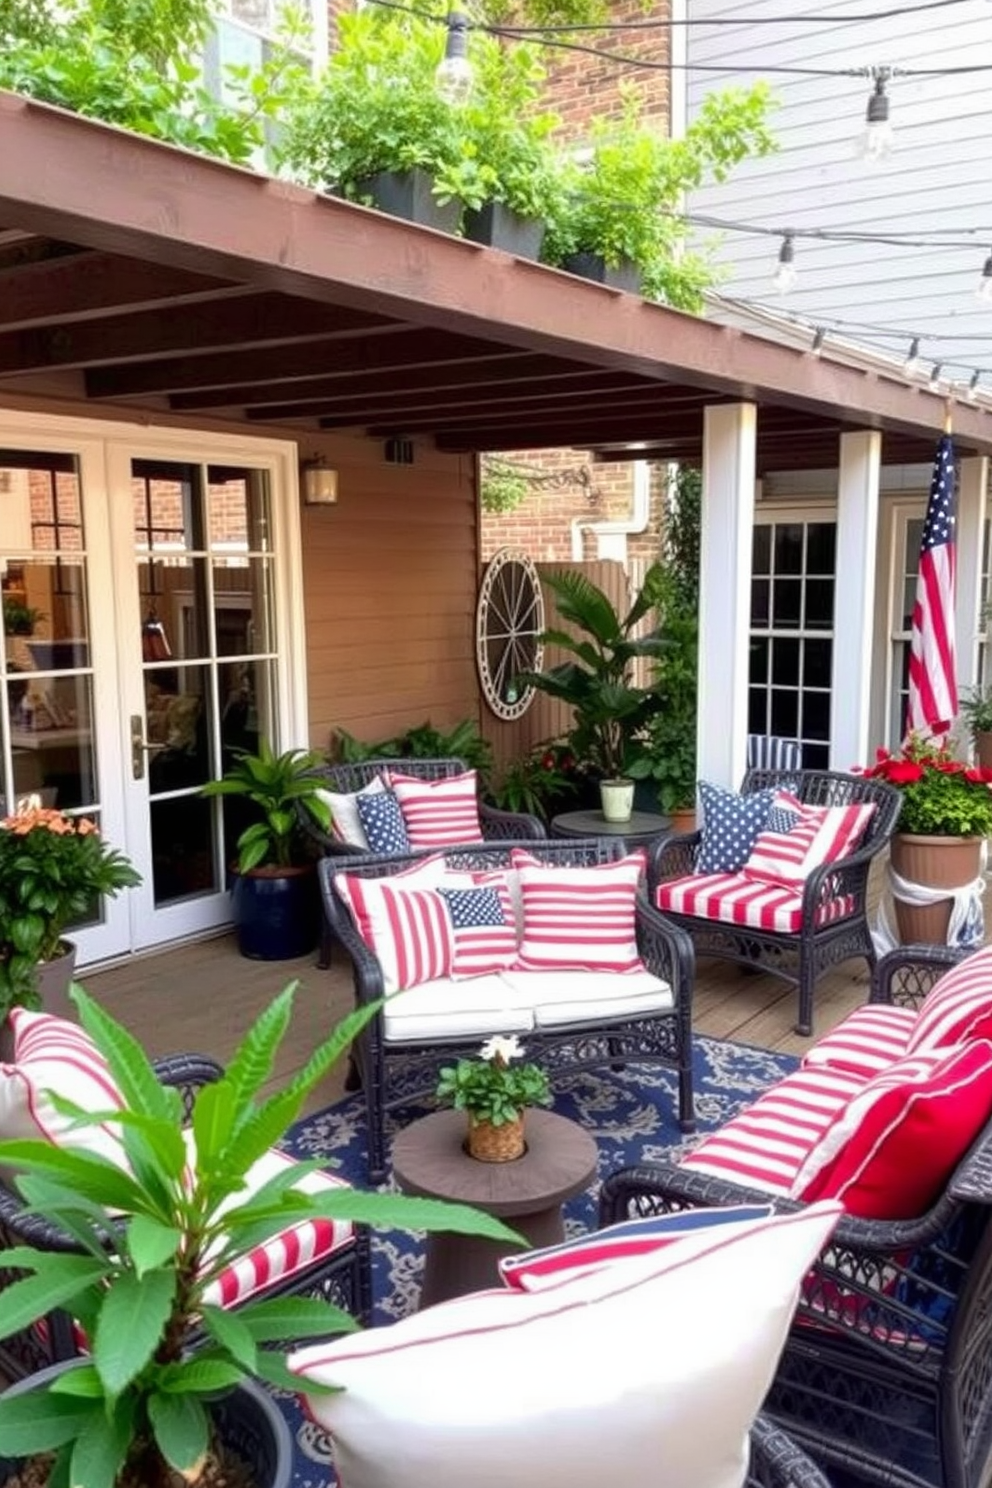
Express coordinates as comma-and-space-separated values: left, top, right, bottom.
600, 779, 634, 823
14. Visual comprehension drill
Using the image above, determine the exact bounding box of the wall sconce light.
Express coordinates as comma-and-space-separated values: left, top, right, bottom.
301, 456, 339, 506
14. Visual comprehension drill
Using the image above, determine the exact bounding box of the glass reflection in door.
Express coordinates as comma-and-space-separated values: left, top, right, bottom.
131, 459, 276, 906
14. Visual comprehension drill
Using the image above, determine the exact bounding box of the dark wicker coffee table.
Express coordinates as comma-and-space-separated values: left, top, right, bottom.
392, 1108, 599, 1308
550, 808, 670, 848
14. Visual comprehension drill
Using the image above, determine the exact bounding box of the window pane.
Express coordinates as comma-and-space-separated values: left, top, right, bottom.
805, 578, 834, 630
772, 637, 800, 685
774, 524, 804, 575
770, 688, 798, 736
748, 689, 767, 733
805, 523, 836, 574
752, 525, 771, 574
772, 579, 801, 628
801, 691, 831, 739
750, 577, 770, 628
804, 638, 833, 688
749, 637, 768, 684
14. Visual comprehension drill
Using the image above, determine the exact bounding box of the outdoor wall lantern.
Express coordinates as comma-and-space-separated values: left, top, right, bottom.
301, 456, 339, 505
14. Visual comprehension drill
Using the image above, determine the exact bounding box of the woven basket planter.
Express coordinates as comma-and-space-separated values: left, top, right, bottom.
467, 1115, 525, 1162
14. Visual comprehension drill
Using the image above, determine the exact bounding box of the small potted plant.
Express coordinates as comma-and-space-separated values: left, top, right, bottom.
436, 1034, 552, 1163
958, 684, 992, 771
0, 797, 140, 1023
2, 599, 44, 637
0, 984, 519, 1488
200, 739, 331, 961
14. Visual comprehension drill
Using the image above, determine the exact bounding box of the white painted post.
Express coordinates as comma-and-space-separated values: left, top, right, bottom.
830, 430, 881, 771
698, 403, 757, 789
954, 456, 988, 694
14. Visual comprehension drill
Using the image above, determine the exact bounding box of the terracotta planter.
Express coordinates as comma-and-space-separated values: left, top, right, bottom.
600, 779, 635, 823
975, 731, 992, 771
888, 833, 986, 945
34, 938, 77, 1020
467, 1114, 525, 1162
669, 807, 697, 836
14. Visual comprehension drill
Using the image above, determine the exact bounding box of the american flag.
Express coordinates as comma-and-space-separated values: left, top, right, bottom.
906, 434, 957, 739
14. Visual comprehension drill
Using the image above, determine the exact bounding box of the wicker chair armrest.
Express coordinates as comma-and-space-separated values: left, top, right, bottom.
479, 803, 546, 840
747, 1417, 832, 1488
635, 902, 695, 1013
646, 830, 701, 893
868, 944, 966, 1006
317, 859, 387, 1005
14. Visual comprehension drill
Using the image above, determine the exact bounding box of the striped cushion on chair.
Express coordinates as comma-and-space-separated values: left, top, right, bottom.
511, 848, 646, 973
2, 1008, 129, 1168
680, 1066, 867, 1193
802, 1005, 917, 1078
744, 797, 875, 888
905, 944, 992, 1054
656, 873, 853, 933
391, 770, 483, 849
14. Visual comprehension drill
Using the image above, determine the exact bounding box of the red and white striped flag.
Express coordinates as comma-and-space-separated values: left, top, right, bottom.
906, 434, 957, 739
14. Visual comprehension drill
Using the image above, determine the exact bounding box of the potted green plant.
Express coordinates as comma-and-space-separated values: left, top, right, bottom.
436, 1034, 551, 1162
627, 569, 699, 827
0, 983, 519, 1488
958, 684, 992, 771
200, 739, 331, 961
487, 743, 579, 822
2, 599, 44, 637
0, 798, 140, 1023
860, 736, 992, 945
279, 9, 468, 233
517, 564, 670, 823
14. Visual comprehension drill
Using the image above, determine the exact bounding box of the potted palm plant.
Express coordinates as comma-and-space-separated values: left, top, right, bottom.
0, 984, 519, 1488
200, 740, 330, 961
518, 565, 670, 823
958, 684, 992, 771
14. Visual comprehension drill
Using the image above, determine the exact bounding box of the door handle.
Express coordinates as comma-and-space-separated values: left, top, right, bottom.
131, 714, 166, 780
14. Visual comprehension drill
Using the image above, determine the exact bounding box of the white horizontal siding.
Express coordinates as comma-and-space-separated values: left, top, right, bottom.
686, 0, 992, 389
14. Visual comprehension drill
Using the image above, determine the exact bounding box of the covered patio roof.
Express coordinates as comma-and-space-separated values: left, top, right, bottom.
0, 91, 989, 475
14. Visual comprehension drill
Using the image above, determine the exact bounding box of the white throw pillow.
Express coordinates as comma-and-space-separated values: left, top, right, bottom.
316, 775, 385, 850
290, 1202, 840, 1488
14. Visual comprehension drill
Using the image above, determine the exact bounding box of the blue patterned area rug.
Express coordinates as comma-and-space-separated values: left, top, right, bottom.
271, 1035, 798, 1487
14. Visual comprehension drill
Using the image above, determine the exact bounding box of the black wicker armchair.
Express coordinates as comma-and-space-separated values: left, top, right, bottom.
747, 1416, 834, 1488
647, 768, 903, 1036
320, 837, 696, 1184
0, 1053, 372, 1381
302, 757, 546, 967
599, 945, 992, 1488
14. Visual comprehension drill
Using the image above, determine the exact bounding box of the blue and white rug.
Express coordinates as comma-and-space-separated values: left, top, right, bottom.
275, 1036, 798, 1487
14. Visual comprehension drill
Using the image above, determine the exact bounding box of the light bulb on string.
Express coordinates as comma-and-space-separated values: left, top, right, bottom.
859, 69, 894, 161
436, 10, 473, 104
977, 253, 992, 303
928, 362, 943, 390
811, 327, 825, 356
903, 337, 921, 375
967, 371, 981, 402
773, 234, 797, 295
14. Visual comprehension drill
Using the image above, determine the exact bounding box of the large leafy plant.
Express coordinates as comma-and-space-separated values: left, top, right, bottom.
0, 984, 519, 1486
518, 564, 670, 781
0, 801, 140, 1018
332, 718, 494, 780
861, 737, 992, 837
200, 739, 330, 872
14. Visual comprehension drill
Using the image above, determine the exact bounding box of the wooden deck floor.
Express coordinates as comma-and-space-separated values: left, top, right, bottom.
83, 933, 875, 1117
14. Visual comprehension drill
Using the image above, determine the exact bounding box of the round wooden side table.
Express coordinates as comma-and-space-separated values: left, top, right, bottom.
392, 1108, 599, 1308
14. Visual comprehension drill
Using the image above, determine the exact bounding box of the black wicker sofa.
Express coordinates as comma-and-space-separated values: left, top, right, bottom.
647, 767, 902, 1037
319, 838, 696, 1183
599, 945, 992, 1488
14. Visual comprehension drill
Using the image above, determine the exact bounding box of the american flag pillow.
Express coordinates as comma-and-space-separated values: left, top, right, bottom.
510, 849, 646, 974
390, 771, 483, 849
743, 793, 875, 887
438, 884, 518, 978
333, 869, 452, 993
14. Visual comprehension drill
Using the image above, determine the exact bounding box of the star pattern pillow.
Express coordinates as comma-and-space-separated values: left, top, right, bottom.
355, 789, 411, 855
696, 782, 777, 874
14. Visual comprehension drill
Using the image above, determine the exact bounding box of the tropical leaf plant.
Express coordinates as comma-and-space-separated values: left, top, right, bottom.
0, 983, 521, 1488
200, 738, 330, 871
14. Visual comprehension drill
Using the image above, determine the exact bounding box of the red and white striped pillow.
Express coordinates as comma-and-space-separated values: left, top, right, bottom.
0, 1008, 129, 1169
390, 771, 483, 849
439, 876, 519, 978
334, 857, 455, 993
905, 944, 992, 1054
744, 793, 875, 887
794, 1039, 992, 1218
510, 848, 645, 974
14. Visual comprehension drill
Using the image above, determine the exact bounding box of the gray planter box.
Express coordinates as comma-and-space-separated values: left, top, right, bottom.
354, 169, 461, 235
463, 202, 546, 260
563, 251, 641, 295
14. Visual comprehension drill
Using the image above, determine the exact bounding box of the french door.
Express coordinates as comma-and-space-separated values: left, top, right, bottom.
0, 414, 306, 967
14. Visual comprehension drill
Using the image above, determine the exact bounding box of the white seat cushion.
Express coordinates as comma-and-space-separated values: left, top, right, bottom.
289, 1203, 841, 1488
497, 968, 673, 1029
680, 1065, 867, 1194
382, 975, 534, 1042
802, 1004, 917, 1078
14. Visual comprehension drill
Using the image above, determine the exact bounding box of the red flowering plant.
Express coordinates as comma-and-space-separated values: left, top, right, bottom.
488, 742, 581, 822
0, 798, 140, 1015
860, 735, 992, 838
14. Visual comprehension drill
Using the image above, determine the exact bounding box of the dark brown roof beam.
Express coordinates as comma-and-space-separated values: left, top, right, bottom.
315, 376, 660, 429
0, 251, 251, 332
86, 328, 531, 399
387, 395, 695, 441
0, 294, 399, 375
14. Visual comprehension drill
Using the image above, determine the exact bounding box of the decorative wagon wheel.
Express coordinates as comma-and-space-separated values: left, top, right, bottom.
475, 549, 545, 721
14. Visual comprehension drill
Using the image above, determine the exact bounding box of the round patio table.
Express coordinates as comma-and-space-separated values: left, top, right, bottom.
392, 1108, 598, 1308
550, 807, 670, 849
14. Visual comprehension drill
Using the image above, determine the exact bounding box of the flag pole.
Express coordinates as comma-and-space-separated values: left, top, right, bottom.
944, 399, 954, 436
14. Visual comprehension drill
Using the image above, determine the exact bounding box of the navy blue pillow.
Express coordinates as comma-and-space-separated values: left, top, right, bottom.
697, 782, 777, 874
355, 789, 410, 854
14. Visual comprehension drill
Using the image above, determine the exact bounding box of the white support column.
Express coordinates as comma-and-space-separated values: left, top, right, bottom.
954, 456, 988, 695
698, 403, 757, 789
830, 430, 881, 771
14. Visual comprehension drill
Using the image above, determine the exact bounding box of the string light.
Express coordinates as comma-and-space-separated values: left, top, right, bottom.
859, 68, 894, 160
977, 253, 992, 303
435, 9, 473, 103
773, 235, 797, 294
967, 371, 981, 401
928, 361, 943, 389
904, 337, 921, 373
811, 327, 826, 354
